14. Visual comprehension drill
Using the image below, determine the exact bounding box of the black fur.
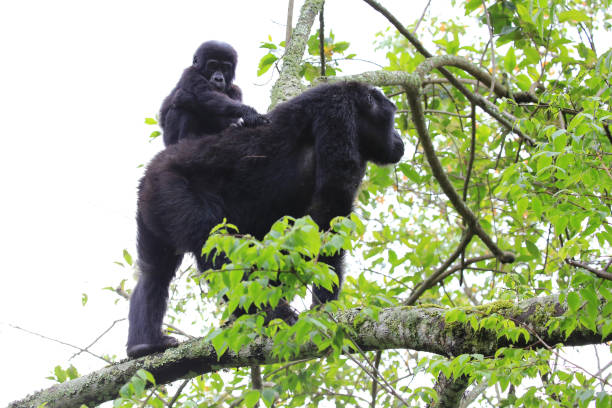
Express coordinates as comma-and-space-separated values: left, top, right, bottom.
159, 40, 268, 146
127, 82, 405, 358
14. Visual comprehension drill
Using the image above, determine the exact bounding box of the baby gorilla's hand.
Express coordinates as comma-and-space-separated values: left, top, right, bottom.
242, 108, 270, 128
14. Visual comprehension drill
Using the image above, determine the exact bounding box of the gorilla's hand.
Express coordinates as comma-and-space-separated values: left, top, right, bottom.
229, 117, 245, 128
242, 108, 270, 128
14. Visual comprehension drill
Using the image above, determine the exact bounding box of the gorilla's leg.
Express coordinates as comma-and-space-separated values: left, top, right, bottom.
262, 300, 299, 325
312, 252, 344, 305
196, 254, 298, 325
127, 217, 183, 358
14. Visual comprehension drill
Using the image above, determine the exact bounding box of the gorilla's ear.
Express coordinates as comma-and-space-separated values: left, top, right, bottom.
193, 55, 199, 66
355, 87, 377, 115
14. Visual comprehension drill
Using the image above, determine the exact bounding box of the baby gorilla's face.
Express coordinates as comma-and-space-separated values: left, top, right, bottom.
204, 59, 234, 91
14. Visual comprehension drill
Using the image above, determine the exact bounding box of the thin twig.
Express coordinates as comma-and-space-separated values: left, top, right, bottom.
480, 0, 497, 98
408, 254, 498, 306
370, 351, 382, 408
413, 0, 432, 34
9, 324, 110, 363
70, 318, 126, 360
418, 109, 471, 118
463, 103, 477, 202
168, 379, 189, 408
319, 1, 325, 76
165, 323, 196, 340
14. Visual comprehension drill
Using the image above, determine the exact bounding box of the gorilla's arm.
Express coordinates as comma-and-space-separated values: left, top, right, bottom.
227, 84, 242, 102
171, 68, 265, 127
171, 88, 266, 127
306, 114, 367, 305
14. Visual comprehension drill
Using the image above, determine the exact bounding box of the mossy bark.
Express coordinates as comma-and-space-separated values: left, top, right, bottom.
10, 295, 609, 408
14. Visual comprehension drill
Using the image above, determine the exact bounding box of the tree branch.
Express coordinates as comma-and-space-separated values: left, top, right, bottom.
403, 74, 515, 264
427, 374, 468, 408
361, 0, 536, 146
285, 0, 294, 46
270, 0, 324, 107
10, 295, 610, 408
566, 258, 612, 281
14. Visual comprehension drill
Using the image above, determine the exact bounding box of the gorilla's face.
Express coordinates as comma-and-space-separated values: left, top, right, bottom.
357, 87, 404, 165
192, 41, 238, 92
203, 59, 234, 91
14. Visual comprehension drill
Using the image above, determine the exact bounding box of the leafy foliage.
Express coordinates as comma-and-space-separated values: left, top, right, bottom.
258, 30, 353, 80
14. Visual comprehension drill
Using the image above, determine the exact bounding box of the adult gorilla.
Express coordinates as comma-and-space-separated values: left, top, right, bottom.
160, 40, 268, 145
127, 82, 405, 358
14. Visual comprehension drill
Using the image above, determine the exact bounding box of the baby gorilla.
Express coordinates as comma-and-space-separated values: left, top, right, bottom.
127, 82, 405, 358
159, 40, 268, 146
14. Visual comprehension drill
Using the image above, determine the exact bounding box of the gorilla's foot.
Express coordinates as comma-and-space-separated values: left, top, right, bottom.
264, 300, 299, 326
127, 335, 179, 359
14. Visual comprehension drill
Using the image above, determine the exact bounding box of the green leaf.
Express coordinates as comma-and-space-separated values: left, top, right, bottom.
552, 132, 568, 152
257, 53, 278, 76
66, 365, 79, 380
504, 47, 516, 72
465, 0, 481, 13
54, 366, 67, 383
516, 196, 529, 219
558, 10, 590, 23
259, 42, 277, 50
552, 215, 568, 236
523, 47, 540, 65
536, 154, 552, 174
567, 292, 581, 313
445, 309, 466, 323
244, 390, 260, 408
601, 320, 612, 339
211, 332, 228, 359
123, 249, 133, 266
144, 117, 157, 125
398, 163, 421, 183
525, 240, 540, 259
333, 41, 350, 53
262, 388, 276, 407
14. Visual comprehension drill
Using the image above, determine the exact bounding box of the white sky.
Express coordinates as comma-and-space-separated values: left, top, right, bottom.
0, 0, 421, 404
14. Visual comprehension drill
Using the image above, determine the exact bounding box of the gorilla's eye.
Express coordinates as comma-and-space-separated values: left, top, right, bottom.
206, 60, 221, 71
221, 62, 233, 74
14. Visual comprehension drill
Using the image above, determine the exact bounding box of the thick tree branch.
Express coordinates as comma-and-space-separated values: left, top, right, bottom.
10, 295, 610, 408
403, 75, 515, 264
414, 55, 507, 99
270, 0, 324, 107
